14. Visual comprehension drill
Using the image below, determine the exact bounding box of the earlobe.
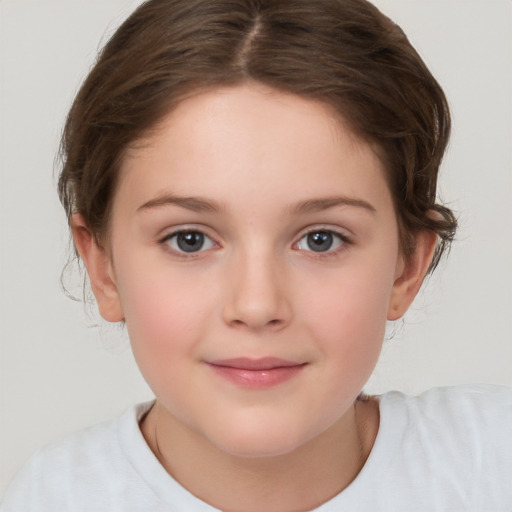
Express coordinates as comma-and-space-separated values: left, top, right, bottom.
70, 214, 124, 322
387, 231, 437, 321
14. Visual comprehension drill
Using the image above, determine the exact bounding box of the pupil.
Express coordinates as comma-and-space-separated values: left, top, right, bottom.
307, 231, 332, 252
177, 232, 204, 252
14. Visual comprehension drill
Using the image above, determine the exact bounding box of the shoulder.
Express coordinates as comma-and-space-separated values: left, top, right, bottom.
380, 384, 512, 455
382, 383, 512, 433
379, 384, 512, 507
329, 385, 512, 511
0, 402, 155, 511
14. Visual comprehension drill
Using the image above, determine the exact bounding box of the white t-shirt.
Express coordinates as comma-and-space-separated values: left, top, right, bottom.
1, 385, 511, 511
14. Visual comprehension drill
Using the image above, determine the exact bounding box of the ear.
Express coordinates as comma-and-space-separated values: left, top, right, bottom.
387, 231, 437, 321
71, 214, 124, 322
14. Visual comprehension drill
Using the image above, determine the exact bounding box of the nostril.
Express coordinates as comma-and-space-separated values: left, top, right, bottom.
266, 319, 285, 330
228, 318, 284, 330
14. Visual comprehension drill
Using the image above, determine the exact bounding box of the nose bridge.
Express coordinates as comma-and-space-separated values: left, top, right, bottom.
223, 240, 292, 331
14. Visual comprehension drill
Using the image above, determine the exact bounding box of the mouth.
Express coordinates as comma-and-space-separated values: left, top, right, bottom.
205, 357, 308, 389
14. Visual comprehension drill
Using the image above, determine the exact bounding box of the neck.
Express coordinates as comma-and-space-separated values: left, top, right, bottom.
140, 398, 379, 512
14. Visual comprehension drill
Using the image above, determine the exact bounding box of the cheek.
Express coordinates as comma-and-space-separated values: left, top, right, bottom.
115, 263, 217, 379
299, 257, 396, 368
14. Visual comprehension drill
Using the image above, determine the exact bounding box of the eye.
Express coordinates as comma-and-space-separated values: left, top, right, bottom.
296, 230, 347, 253
163, 230, 216, 254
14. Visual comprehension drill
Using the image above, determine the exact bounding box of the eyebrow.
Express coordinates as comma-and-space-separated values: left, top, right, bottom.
137, 194, 223, 213
137, 193, 376, 215
290, 196, 376, 215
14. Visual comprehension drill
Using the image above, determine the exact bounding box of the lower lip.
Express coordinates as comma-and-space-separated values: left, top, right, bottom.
206, 363, 306, 389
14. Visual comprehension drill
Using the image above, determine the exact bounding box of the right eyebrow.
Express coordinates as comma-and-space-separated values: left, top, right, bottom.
137, 194, 224, 213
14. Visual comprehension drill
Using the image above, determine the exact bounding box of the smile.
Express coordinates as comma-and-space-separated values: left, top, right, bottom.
205, 358, 308, 389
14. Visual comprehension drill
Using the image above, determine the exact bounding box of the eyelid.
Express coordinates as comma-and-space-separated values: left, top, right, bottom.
158, 226, 220, 256
293, 226, 353, 256
295, 225, 352, 242
158, 223, 217, 241
156, 224, 352, 258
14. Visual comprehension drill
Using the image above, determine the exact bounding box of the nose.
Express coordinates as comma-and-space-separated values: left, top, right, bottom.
222, 248, 292, 332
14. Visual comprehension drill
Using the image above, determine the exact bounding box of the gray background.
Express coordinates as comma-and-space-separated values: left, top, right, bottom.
1, 0, 511, 496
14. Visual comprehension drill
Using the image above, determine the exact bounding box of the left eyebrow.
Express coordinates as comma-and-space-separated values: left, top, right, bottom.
289, 196, 377, 215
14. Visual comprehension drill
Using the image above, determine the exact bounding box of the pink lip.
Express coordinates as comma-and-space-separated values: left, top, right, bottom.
206, 358, 307, 389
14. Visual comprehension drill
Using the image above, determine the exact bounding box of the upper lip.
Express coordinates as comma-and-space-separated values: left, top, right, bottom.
206, 357, 305, 370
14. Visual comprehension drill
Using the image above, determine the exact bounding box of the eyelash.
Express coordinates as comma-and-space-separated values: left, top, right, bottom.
159, 229, 218, 258
158, 227, 352, 258
294, 228, 352, 259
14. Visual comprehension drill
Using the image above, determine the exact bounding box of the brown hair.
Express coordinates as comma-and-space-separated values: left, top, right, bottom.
58, 0, 456, 272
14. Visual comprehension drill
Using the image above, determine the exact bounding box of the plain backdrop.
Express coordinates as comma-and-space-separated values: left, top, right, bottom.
1, 0, 511, 497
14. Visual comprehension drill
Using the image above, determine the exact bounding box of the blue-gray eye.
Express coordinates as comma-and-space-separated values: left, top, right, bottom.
297, 230, 344, 253
166, 231, 215, 253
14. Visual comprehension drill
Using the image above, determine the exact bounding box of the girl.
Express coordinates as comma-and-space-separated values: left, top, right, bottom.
2, 0, 511, 510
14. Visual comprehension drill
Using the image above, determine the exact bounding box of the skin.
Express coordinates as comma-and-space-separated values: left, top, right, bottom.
73, 83, 436, 512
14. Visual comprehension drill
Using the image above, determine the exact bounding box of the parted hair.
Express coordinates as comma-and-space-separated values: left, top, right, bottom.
58, 0, 457, 273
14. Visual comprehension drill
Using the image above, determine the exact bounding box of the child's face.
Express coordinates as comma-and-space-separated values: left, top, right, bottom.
88, 84, 416, 456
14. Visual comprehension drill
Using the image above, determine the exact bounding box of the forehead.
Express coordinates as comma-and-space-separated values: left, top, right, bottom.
117, 84, 392, 215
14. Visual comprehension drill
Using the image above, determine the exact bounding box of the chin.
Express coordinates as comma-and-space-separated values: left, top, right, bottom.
206, 414, 318, 459
218, 436, 304, 459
